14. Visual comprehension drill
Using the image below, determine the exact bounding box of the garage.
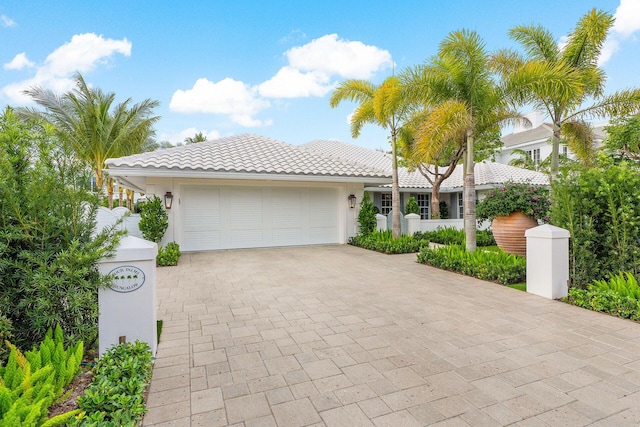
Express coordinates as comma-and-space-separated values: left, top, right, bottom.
181, 185, 339, 251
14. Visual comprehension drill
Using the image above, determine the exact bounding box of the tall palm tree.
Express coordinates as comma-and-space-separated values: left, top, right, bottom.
21, 73, 159, 208
330, 76, 409, 238
494, 8, 640, 177
402, 30, 516, 251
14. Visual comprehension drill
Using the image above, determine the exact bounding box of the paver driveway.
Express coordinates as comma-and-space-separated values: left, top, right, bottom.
143, 245, 640, 426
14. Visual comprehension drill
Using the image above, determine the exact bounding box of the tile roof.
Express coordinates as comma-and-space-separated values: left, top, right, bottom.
106, 133, 390, 179
302, 139, 549, 190
501, 122, 608, 148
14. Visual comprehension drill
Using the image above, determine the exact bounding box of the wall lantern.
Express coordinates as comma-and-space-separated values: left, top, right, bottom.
348, 194, 357, 209
164, 192, 173, 209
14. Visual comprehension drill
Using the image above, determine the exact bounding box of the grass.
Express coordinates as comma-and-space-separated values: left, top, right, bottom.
507, 283, 526, 291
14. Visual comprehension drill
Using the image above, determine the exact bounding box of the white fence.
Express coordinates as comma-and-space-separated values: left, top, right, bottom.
95, 206, 142, 238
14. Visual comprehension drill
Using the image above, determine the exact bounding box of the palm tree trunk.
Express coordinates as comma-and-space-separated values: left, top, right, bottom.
464, 131, 476, 252
118, 186, 124, 207
95, 170, 104, 203
107, 177, 114, 210
550, 120, 561, 179
391, 132, 401, 238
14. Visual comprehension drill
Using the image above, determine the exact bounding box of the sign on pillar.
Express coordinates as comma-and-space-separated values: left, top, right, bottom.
98, 236, 158, 357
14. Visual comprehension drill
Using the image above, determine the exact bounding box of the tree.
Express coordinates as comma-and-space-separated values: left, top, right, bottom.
493, 8, 640, 177
605, 115, 640, 161
185, 131, 207, 144
21, 73, 159, 208
401, 30, 517, 251
330, 76, 409, 238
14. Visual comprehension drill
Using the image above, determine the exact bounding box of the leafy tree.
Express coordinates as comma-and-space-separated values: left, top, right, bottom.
138, 195, 168, 243
0, 107, 121, 350
21, 73, 159, 209
185, 131, 207, 144
405, 196, 420, 216
330, 76, 409, 239
605, 115, 640, 161
357, 192, 377, 235
493, 8, 640, 177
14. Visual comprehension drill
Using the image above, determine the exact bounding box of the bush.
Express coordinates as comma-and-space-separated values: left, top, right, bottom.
0, 312, 12, 365
138, 195, 168, 243
349, 230, 429, 254
551, 158, 640, 288
405, 197, 420, 215
70, 341, 153, 427
477, 182, 550, 222
0, 108, 121, 350
439, 201, 449, 219
414, 227, 495, 247
357, 192, 377, 235
417, 244, 526, 285
564, 272, 640, 321
0, 326, 82, 426
157, 242, 181, 266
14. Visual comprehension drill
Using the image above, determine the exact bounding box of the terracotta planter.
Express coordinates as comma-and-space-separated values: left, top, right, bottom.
491, 211, 538, 256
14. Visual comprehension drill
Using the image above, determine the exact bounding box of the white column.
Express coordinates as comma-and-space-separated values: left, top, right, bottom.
405, 213, 420, 235
98, 236, 158, 356
525, 224, 570, 299
376, 214, 387, 232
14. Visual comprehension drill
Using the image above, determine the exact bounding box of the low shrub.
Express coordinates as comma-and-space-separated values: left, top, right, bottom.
0, 325, 83, 426
358, 192, 377, 235
417, 244, 526, 285
70, 341, 153, 427
0, 311, 12, 364
564, 272, 640, 320
157, 242, 181, 266
349, 230, 429, 254
415, 227, 496, 247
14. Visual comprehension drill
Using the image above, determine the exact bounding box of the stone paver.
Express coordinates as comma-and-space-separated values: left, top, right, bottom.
143, 245, 640, 426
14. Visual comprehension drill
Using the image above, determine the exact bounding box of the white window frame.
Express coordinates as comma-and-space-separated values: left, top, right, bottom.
415, 193, 430, 219
457, 193, 464, 219
380, 192, 392, 216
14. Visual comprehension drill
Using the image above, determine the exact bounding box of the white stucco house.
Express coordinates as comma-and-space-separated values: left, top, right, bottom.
105, 134, 390, 251
497, 111, 608, 166
106, 133, 548, 251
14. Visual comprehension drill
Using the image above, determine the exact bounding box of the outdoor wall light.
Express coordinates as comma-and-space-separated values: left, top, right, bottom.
164, 192, 173, 209
348, 194, 357, 209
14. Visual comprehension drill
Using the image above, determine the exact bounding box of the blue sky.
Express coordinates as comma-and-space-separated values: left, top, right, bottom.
1, 1, 638, 151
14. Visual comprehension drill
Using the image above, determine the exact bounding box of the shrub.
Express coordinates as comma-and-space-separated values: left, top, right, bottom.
564, 272, 640, 321
0, 326, 82, 426
157, 242, 181, 266
138, 195, 168, 243
70, 341, 153, 427
417, 244, 526, 285
349, 230, 429, 254
439, 201, 449, 219
477, 182, 550, 222
357, 192, 377, 235
551, 158, 640, 288
405, 197, 420, 216
0, 108, 121, 350
414, 227, 495, 247
0, 311, 12, 364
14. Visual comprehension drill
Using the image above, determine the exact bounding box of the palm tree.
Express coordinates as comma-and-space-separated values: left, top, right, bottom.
402, 30, 517, 251
185, 131, 206, 144
22, 73, 159, 208
494, 8, 640, 177
330, 76, 409, 238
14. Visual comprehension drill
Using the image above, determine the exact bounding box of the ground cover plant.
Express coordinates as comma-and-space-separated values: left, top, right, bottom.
417, 244, 526, 285
348, 230, 429, 254
564, 272, 640, 321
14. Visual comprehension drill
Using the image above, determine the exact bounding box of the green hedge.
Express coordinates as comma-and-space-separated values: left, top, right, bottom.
415, 227, 496, 247
417, 244, 525, 285
349, 230, 429, 254
564, 272, 640, 320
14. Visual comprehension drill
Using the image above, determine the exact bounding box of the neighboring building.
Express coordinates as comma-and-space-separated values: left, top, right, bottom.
497, 111, 608, 166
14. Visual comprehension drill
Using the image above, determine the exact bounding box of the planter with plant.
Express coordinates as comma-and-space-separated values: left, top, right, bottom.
476, 182, 550, 256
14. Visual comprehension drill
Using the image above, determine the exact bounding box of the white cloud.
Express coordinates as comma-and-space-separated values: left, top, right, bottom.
159, 127, 221, 145
600, 0, 640, 65
1, 15, 15, 27
169, 77, 271, 127
1, 33, 132, 105
286, 34, 393, 80
4, 52, 34, 70
258, 66, 331, 98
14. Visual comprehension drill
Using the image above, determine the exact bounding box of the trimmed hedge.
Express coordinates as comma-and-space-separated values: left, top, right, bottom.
349, 230, 429, 254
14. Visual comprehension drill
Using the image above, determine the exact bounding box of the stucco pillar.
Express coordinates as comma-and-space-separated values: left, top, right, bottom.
376, 214, 387, 232
98, 236, 158, 356
525, 224, 570, 299
405, 213, 420, 235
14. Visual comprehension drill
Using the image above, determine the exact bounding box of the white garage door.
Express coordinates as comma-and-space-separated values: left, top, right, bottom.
181, 185, 339, 251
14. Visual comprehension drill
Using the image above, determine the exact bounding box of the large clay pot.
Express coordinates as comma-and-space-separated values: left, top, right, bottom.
491, 211, 538, 256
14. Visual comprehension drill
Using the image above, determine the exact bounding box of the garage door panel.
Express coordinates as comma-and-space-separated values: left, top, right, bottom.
182, 185, 339, 251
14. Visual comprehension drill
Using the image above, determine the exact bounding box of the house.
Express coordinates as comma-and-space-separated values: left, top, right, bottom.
497, 111, 608, 166
302, 139, 548, 221
105, 134, 390, 251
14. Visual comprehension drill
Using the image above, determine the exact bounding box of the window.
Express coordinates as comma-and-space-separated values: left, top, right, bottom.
415, 194, 430, 219
561, 145, 569, 157
526, 149, 541, 164
457, 193, 464, 219
380, 193, 392, 215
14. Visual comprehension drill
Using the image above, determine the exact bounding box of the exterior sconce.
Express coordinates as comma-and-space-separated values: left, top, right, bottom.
348, 194, 357, 209
164, 192, 173, 209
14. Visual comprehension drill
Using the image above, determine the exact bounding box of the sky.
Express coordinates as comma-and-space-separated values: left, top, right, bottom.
1, 1, 639, 151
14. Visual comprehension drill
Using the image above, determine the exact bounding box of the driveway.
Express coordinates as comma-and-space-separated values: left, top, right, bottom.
143, 245, 640, 426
